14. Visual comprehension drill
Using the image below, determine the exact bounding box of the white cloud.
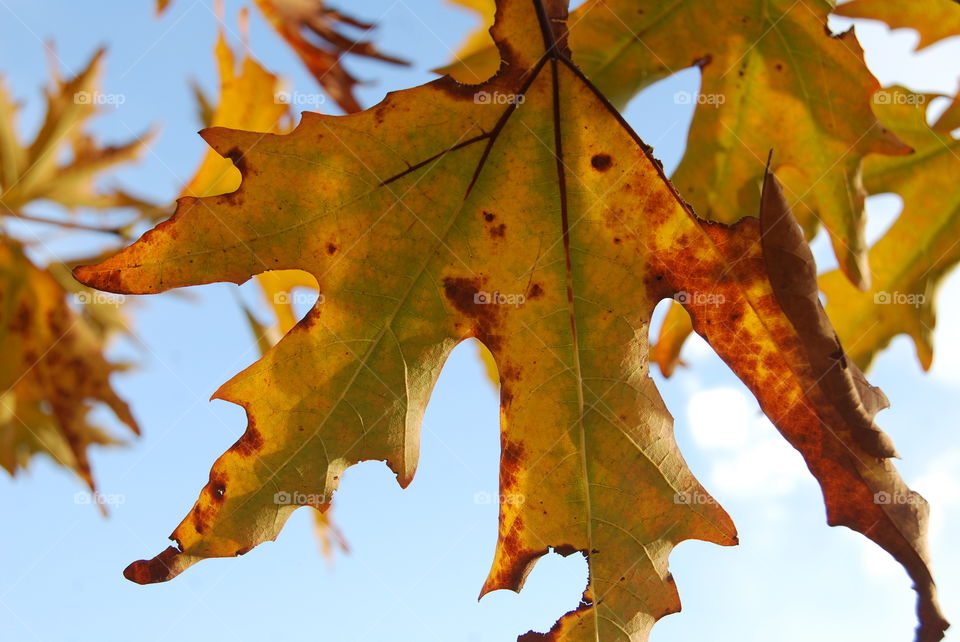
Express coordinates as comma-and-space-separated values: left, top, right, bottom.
861, 539, 903, 579
928, 272, 960, 384
686, 387, 752, 449
911, 450, 960, 541
711, 432, 810, 497
686, 387, 811, 498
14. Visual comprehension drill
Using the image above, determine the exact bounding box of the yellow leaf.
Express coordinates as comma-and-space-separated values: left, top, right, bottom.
835, 0, 960, 50
1, 238, 137, 493
650, 301, 692, 377
440, 0, 910, 288
77, 2, 945, 638
820, 87, 960, 372
0, 49, 153, 216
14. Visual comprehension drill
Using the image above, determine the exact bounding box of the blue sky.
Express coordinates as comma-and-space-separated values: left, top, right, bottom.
0, 1, 958, 641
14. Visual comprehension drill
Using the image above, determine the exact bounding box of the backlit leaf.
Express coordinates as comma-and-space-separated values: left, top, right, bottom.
78, 1, 945, 638
834, 0, 960, 51
440, 0, 911, 288
820, 87, 960, 372
1, 238, 138, 493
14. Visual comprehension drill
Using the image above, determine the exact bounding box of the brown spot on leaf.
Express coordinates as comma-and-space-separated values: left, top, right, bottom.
233, 425, 264, 456
223, 147, 248, 174
554, 544, 578, 556
442, 275, 503, 351
191, 505, 208, 534
501, 384, 514, 408
209, 471, 228, 503
591, 153, 613, 171
501, 363, 523, 382
326, 242, 338, 255
501, 439, 526, 490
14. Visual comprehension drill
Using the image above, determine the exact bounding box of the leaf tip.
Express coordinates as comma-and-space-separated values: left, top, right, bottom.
123, 545, 185, 584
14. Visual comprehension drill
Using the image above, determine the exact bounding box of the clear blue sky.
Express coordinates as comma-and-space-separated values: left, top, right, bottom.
1, 1, 958, 641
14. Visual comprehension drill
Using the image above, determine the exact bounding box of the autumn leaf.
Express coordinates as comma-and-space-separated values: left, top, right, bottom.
1, 49, 151, 492
819, 87, 960, 372
649, 301, 692, 378
179, 30, 324, 351
1, 238, 138, 494
181, 33, 291, 200
442, 0, 911, 288
0, 50, 154, 220
158, 0, 408, 113
182, 27, 344, 555
254, 0, 409, 113
78, 0, 945, 638
655, 86, 960, 376
935, 91, 960, 134
834, 0, 960, 51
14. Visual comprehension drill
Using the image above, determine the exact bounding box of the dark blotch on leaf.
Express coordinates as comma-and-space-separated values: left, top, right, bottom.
591, 153, 613, 171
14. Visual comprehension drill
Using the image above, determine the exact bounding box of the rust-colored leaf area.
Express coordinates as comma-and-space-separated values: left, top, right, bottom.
1, 239, 138, 493
1, 48, 146, 492
76, 1, 946, 639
